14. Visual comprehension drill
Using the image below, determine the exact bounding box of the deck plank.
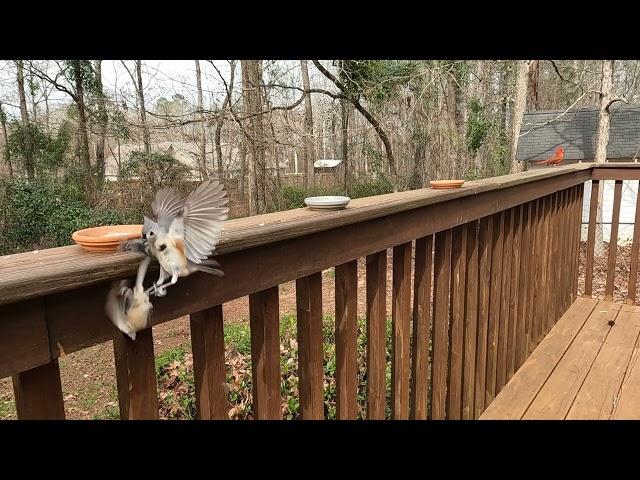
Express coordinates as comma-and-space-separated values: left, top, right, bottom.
522, 301, 621, 419
480, 297, 598, 420
565, 309, 640, 419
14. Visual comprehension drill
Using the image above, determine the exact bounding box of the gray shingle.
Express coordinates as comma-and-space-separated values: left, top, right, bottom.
517, 104, 640, 162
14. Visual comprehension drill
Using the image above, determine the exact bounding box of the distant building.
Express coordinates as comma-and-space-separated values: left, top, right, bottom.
516, 104, 640, 165
516, 104, 640, 244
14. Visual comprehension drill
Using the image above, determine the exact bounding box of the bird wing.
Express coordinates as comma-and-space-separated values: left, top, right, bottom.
151, 188, 184, 228
181, 180, 229, 264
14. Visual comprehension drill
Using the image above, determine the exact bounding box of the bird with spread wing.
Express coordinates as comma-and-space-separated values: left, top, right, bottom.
105, 180, 229, 339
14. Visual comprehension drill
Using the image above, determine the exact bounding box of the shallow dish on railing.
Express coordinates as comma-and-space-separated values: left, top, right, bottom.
430, 180, 465, 189
72, 225, 143, 252
304, 196, 351, 210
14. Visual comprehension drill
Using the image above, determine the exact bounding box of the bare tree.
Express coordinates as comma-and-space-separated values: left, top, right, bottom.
69, 61, 92, 177
16, 60, 34, 179
510, 60, 531, 173
215, 60, 236, 180
311, 60, 399, 190
595, 60, 615, 163
241, 60, 266, 214
94, 60, 108, 181
195, 60, 207, 179
300, 60, 315, 188
527, 60, 540, 110
594, 60, 615, 253
0, 101, 12, 177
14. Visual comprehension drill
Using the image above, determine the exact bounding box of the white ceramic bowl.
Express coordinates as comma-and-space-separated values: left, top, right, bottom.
304, 196, 351, 210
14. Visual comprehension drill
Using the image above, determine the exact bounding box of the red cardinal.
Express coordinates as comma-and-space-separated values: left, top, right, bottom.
534, 146, 565, 166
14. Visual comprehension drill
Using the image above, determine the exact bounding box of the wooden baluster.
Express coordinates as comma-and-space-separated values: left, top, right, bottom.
447, 225, 466, 419
462, 221, 479, 420
507, 205, 522, 381
474, 216, 492, 418
114, 328, 159, 420
496, 209, 513, 393
627, 181, 640, 304
335, 260, 358, 420
431, 230, 452, 419
515, 202, 531, 369
249, 286, 281, 420
297, 273, 324, 419
410, 236, 433, 420
585, 180, 600, 297
366, 251, 387, 419
392, 242, 412, 419
486, 211, 504, 406
190, 305, 227, 420
606, 180, 623, 301
13, 360, 65, 420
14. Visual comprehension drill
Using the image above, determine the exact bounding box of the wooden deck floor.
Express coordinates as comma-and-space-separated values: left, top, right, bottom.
480, 297, 640, 420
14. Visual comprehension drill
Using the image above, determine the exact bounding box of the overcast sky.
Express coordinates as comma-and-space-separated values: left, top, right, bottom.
0, 60, 328, 119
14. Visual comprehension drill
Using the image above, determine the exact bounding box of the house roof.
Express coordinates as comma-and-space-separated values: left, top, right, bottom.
516, 104, 640, 162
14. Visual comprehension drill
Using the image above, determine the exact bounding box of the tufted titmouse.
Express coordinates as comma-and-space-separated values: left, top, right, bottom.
105, 254, 153, 340
142, 180, 229, 297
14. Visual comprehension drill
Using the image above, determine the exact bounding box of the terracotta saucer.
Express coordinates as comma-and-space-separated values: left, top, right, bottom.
72, 224, 143, 252
430, 180, 465, 189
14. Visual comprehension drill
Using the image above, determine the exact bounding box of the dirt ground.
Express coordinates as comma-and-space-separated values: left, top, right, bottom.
1, 241, 635, 420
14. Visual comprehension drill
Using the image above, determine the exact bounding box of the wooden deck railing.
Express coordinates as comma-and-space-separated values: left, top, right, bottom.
585, 165, 640, 304
1, 163, 623, 420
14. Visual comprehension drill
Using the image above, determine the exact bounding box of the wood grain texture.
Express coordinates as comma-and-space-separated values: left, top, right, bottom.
447, 226, 466, 419
190, 305, 227, 420
431, 229, 452, 419
249, 286, 281, 420
392, 242, 412, 419
474, 216, 492, 417
480, 297, 598, 420
410, 236, 433, 420
113, 328, 159, 420
297, 272, 324, 419
366, 251, 387, 419
485, 212, 504, 406
0, 298, 50, 379
515, 202, 531, 369
462, 221, 479, 420
12, 360, 65, 420
335, 260, 358, 420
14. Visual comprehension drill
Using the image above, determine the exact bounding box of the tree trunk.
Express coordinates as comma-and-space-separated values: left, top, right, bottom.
135, 61, 151, 156
239, 141, 247, 197
241, 60, 266, 215
0, 101, 12, 177
595, 60, 615, 163
300, 60, 315, 188
94, 60, 107, 182
16, 60, 34, 179
71, 62, 92, 179
595, 60, 615, 254
341, 97, 349, 192
195, 60, 207, 179
216, 60, 236, 180
510, 60, 530, 174
527, 60, 540, 110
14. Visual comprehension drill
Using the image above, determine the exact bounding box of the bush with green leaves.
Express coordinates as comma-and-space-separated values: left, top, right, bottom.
118, 151, 191, 192
0, 177, 125, 254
